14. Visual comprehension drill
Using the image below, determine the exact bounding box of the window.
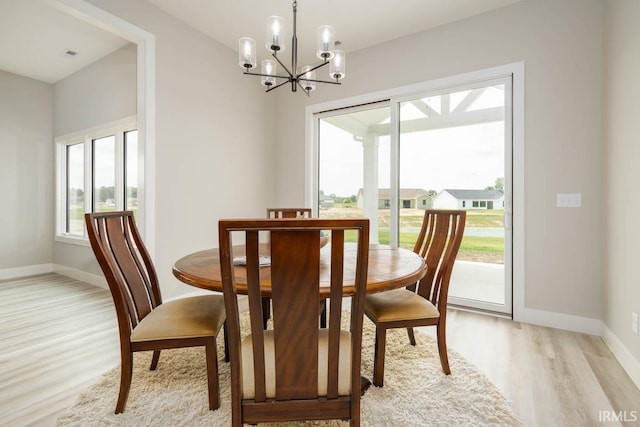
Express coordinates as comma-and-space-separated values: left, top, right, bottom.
472, 201, 479, 207
462, 201, 466, 208
56, 117, 139, 242
480, 201, 487, 208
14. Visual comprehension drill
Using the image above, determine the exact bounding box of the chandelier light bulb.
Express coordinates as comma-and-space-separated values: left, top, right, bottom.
261, 59, 276, 87
266, 16, 286, 52
300, 65, 316, 91
330, 50, 346, 80
238, 37, 256, 69
316, 25, 335, 60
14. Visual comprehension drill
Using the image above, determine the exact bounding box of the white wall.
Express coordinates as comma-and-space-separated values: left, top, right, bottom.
0, 71, 53, 270
274, 0, 604, 320
54, 43, 137, 136
603, 0, 640, 362
85, 0, 277, 299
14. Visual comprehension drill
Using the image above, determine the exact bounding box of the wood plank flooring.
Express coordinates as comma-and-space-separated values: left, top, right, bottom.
1, 273, 639, 426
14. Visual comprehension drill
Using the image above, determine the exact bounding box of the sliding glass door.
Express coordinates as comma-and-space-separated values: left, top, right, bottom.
313, 76, 513, 315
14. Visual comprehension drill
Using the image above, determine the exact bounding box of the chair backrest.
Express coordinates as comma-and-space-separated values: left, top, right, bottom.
412, 210, 466, 313
85, 211, 161, 338
266, 207, 312, 219
218, 218, 369, 424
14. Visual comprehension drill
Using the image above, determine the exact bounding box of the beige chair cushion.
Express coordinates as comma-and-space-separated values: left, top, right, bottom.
131, 295, 225, 342
241, 329, 352, 399
365, 288, 439, 323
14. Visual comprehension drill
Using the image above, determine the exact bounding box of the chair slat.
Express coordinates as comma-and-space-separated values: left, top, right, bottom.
104, 216, 153, 321
245, 230, 267, 402
271, 229, 319, 400
326, 229, 345, 399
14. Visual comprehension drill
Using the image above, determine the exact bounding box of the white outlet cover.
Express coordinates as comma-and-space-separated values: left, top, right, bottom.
556, 193, 582, 208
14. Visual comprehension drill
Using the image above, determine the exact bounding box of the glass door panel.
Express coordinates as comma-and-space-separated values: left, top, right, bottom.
317, 103, 390, 244
398, 81, 511, 314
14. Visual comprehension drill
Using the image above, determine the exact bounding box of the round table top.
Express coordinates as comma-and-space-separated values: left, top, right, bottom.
172, 243, 426, 297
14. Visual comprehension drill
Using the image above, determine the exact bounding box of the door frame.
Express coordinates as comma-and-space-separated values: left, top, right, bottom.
305, 62, 525, 321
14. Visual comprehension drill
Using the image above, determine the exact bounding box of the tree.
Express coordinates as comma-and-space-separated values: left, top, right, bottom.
98, 186, 115, 203
485, 177, 504, 193
426, 189, 437, 197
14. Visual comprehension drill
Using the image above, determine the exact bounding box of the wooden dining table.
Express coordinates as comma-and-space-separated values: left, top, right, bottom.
172, 243, 426, 297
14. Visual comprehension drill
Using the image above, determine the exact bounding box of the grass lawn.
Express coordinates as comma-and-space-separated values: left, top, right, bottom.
328, 207, 505, 264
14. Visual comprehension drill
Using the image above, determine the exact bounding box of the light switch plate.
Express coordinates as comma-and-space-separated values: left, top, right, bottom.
556, 193, 582, 208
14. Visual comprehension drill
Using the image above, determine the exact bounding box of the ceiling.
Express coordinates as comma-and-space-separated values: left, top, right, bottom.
0, 0, 521, 84
0, 0, 130, 84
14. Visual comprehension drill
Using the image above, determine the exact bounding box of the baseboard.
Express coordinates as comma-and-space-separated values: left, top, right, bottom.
602, 325, 640, 391
53, 264, 107, 289
522, 307, 603, 336
0, 263, 55, 281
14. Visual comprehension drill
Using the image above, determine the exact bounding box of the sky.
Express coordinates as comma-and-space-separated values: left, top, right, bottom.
319, 86, 506, 197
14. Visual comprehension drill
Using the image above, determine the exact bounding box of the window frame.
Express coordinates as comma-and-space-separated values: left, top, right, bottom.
55, 116, 137, 245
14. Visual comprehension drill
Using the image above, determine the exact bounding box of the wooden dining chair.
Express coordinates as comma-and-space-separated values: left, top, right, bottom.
364, 209, 466, 386
85, 211, 226, 413
266, 207, 312, 219
219, 218, 370, 426
263, 208, 325, 328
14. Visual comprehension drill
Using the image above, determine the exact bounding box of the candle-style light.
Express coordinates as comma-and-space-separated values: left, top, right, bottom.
316, 25, 335, 59
266, 16, 285, 52
330, 50, 346, 80
300, 65, 316, 92
238, 37, 256, 69
261, 60, 276, 87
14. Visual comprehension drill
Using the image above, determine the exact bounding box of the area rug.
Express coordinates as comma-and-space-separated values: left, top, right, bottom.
56, 312, 521, 426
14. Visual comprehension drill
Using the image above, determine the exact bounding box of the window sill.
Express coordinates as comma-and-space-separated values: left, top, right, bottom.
55, 235, 91, 247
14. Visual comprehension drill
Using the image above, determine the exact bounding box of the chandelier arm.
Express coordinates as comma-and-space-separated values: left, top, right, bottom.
266, 78, 292, 92
297, 60, 330, 77
299, 78, 342, 85
243, 71, 291, 79
271, 53, 294, 79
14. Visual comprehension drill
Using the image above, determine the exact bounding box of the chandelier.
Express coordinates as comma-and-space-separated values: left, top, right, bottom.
238, 0, 345, 96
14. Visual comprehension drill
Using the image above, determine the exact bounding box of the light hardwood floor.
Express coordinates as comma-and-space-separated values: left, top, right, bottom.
1, 273, 639, 426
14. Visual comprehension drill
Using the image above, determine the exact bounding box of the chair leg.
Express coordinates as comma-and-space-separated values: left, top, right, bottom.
350, 395, 360, 426
436, 323, 451, 375
372, 326, 387, 387
223, 322, 230, 363
115, 350, 133, 414
406, 327, 416, 346
261, 297, 271, 329
150, 350, 161, 370
320, 299, 327, 328
205, 340, 220, 410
